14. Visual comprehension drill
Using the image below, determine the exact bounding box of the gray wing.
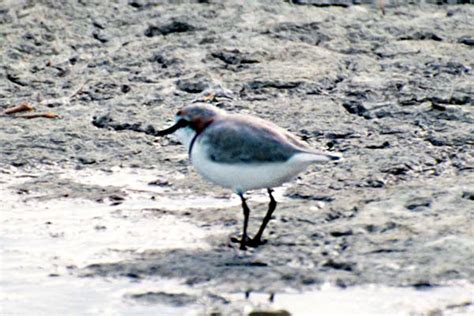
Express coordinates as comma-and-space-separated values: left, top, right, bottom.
199, 116, 303, 164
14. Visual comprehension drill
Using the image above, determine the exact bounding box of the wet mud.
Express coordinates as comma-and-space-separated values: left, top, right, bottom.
1, 0, 473, 315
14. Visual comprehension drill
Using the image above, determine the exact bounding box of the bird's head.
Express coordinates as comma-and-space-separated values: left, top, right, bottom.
156, 103, 224, 148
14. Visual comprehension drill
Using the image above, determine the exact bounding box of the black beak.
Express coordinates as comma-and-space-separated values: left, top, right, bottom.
156, 119, 189, 136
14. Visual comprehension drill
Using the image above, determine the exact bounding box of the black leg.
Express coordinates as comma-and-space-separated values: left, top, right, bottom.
239, 193, 250, 250
248, 188, 277, 247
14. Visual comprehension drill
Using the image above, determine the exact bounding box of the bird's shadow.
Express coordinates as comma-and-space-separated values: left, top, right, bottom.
77, 244, 328, 293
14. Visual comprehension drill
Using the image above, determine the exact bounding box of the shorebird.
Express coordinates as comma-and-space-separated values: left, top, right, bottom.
157, 103, 341, 250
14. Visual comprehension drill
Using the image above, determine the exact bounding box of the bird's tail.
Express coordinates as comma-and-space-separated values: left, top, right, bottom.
295, 150, 342, 163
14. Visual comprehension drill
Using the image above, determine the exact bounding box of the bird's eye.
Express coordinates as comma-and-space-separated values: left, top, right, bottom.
176, 110, 183, 116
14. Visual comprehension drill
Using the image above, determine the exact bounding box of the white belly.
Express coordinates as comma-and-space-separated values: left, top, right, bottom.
190, 140, 312, 194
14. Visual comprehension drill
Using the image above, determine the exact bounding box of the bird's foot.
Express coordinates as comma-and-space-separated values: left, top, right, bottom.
246, 237, 267, 248
231, 236, 267, 248
230, 235, 250, 250
230, 235, 267, 249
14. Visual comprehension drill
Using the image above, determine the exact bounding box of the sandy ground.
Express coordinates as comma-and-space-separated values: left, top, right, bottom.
1, 1, 474, 315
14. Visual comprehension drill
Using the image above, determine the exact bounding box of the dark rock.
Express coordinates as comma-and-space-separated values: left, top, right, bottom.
412, 281, 436, 290
325, 211, 342, 222
6, 73, 28, 86
427, 95, 472, 106
148, 179, 170, 186
121, 84, 131, 93
461, 191, 474, 201
366, 141, 390, 149
368, 248, 403, 254
425, 135, 446, 147
176, 75, 210, 93
11, 161, 27, 167
269, 21, 331, 46
424, 61, 471, 76
380, 221, 398, 233
249, 310, 291, 316
381, 164, 412, 176
128, 0, 151, 9
364, 224, 377, 233
44, 101, 65, 108
78, 157, 96, 165
144, 21, 195, 37
211, 49, 259, 65
92, 31, 109, 43
109, 194, 125, 201
335, 278, 349, 288
124, 272, 140, 279
330, 229, 353, 237
149, 53, 180, 68
342, 100, 372, 119
144, 26, 161, 37
399, 31, 443, 42
52, 65, 69, 77
458, 36, 474, 46
223, 261, 268, 267
325, 131, 359, 139
92, 20, 105, 29
128, 291, 196, 306
290, 0, 351, 8
91, 114, 113, 129
17, 188, 29, 195
431, 102, 446, 111
363, 179, 385, 188
405, 197, 432, 211
322, 259, 354, 271
286, 192, 334, 202
128, 1, 141, 8
245, 80, 302, 90
373, 109, 393, 118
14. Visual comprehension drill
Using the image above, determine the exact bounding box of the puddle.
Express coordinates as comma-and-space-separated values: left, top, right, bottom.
227, 282, 474, 316
0, 275, 200, 315
0, 167, 228, 315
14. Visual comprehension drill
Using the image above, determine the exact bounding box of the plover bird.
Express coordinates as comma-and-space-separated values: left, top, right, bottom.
157, 103, 341, 250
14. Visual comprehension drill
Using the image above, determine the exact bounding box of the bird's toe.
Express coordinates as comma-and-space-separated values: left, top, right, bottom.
246, 237, 267, 248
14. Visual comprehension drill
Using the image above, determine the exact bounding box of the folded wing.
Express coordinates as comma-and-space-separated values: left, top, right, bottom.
199, 115, 339, 164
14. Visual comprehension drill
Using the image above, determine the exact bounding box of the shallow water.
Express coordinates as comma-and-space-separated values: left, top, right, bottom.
0, 168, 224, 315
229, 282, 474, 316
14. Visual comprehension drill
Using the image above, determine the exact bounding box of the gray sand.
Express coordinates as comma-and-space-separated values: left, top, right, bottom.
1, 1, 473, 315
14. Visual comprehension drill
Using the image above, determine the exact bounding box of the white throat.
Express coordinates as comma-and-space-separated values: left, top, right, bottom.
174, 126, 196, 152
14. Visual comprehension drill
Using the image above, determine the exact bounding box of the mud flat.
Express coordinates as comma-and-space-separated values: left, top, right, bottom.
1, 1, 473, 315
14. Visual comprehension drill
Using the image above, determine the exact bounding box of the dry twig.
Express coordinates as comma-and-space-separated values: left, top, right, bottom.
2, 102, 34, 115
20, 112, 60, 119
2, 103, 59, 119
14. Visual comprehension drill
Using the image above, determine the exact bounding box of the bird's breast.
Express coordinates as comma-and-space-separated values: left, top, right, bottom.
175, 127, 196, 153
